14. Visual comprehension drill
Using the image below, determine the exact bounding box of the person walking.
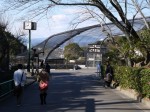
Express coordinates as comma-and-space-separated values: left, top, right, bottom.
40, 60, 44, 68
45, 62, 51, 75
104, 62, 114, 88
13, 64, 26, 106
97, 61, 102, 78
38, 68, 49, 105
45, 62, 52, 79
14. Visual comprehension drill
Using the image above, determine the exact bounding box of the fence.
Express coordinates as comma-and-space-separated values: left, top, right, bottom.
0, 80, 14, 98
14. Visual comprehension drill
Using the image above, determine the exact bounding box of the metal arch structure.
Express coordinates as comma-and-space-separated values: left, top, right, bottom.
33, 16, 150, 61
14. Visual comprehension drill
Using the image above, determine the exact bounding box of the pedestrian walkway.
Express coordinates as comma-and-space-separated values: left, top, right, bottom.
0, 69, 150, 112
25, 72, 37, 87
0, 72, 36, 102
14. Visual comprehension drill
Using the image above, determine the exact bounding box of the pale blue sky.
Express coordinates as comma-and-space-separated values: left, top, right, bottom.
0, 0, 150, 46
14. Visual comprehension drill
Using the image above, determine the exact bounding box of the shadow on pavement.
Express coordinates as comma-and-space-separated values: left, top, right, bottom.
0, 71, 149, 112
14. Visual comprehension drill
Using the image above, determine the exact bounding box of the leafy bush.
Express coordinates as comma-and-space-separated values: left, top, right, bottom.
114, 66, 132, 88
140, 69, 150, 98
114, 66, 150, 98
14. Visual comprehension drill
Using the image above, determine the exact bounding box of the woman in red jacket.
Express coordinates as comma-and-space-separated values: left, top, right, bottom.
38, 68, 49, 105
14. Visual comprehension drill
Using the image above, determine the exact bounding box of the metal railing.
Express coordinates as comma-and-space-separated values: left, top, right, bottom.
0, 80, 14, 98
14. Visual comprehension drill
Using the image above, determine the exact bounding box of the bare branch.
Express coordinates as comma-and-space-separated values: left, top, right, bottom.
131, 0, 150, 29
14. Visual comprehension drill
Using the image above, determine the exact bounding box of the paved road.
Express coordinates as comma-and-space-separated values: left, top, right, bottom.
0, 69, 150, 112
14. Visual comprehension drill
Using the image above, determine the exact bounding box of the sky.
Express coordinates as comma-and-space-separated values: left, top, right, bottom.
0, 1, 99, 45
29, 7, 99, 46
1, 0, 150, 46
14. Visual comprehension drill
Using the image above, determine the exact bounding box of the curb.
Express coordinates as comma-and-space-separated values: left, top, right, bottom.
141, 98, 150, 107
116, 86, 150, 108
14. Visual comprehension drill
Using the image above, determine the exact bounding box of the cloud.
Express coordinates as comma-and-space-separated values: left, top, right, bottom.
51, 14, 67, 22
29, 14, 71, 39
23, 14, 70, 40
62, 8, 82, 14
49, 14, 73, 34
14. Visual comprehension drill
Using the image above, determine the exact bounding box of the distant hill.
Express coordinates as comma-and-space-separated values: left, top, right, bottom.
31, 37, 46, 46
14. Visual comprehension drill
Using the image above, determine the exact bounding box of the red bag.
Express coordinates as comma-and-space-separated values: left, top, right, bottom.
39, 81, 48, 90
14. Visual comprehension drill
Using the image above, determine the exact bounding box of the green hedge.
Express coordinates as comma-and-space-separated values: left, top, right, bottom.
114, 66, 150, 98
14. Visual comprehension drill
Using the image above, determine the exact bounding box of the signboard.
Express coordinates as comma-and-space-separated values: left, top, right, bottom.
23, 21, 37, 30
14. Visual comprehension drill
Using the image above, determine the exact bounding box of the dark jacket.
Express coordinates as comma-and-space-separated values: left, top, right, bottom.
105, 64, 114, 79
45, 64, 51, 73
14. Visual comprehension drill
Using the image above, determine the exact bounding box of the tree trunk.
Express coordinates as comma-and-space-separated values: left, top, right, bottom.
126, 57, 132, 67
145, 50, 150, 65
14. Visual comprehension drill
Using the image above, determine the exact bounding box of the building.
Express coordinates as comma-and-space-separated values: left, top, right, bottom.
86, 44, 107, 67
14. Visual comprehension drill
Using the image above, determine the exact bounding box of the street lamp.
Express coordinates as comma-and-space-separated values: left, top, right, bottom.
23, 21, 37, 72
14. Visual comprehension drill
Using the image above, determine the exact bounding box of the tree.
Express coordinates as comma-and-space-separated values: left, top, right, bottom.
2, 0, 150, 66
131, 0, 150, 29
105, 36, 134, 66
0, 16, 26, 70
138, 29, 150, 64
64, 43, 83, 61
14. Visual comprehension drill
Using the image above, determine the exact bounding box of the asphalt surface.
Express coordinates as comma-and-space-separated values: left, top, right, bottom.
0, 68, 150, 112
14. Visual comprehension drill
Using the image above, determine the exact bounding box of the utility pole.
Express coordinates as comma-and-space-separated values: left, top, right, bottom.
23, 21, 37, 72
28, 29, 31, 72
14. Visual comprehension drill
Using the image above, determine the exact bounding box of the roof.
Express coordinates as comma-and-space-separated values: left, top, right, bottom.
31, 16, 150, 60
